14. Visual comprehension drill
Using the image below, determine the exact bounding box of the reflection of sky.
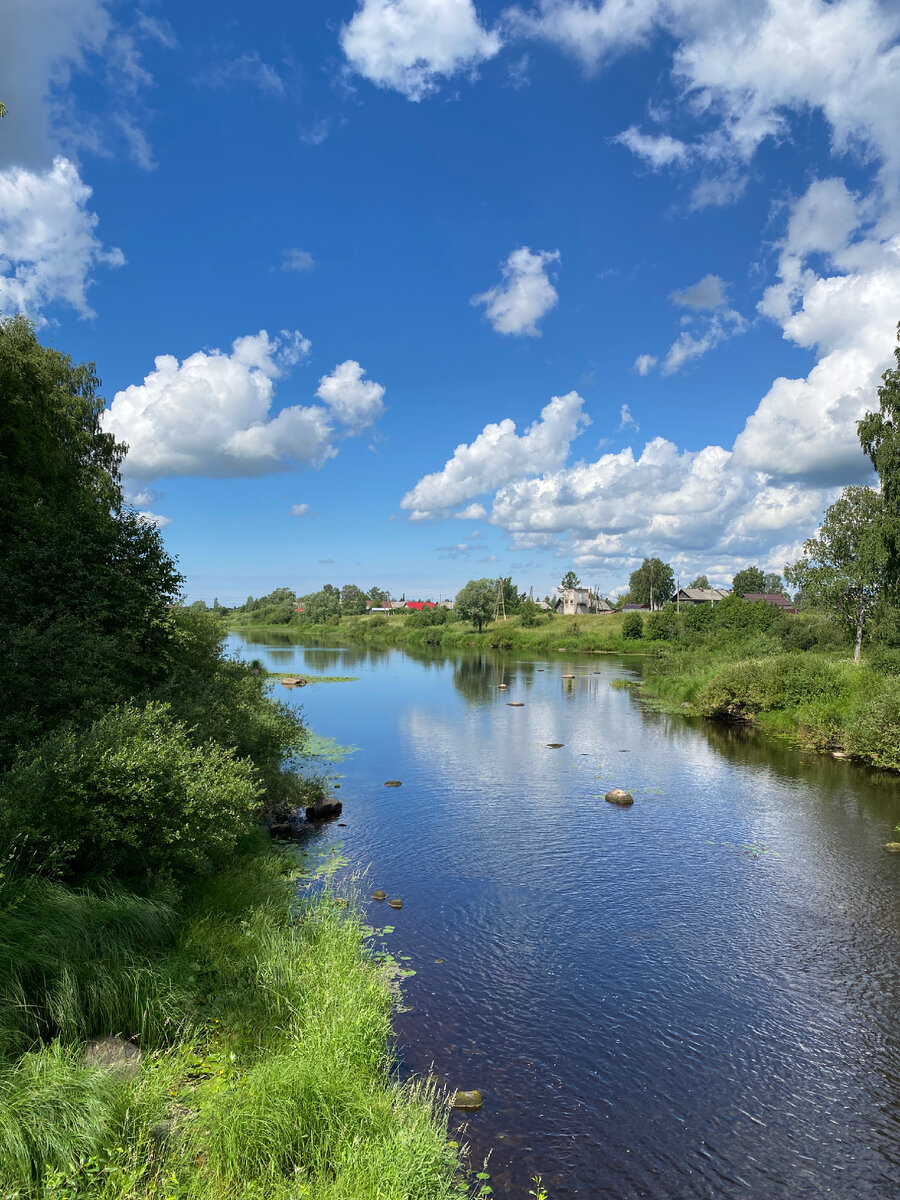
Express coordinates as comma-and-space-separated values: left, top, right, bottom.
228, 636, 900, 1199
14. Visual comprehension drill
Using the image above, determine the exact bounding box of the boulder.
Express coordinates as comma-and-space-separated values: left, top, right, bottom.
372, 890, 387, 901
605, 788, 634, 806
84, 1035, 141, 1075
452, 1089, 483, 1111
280, 676, 307, 687
305, 798, 342, 821
387, 898, 403, 909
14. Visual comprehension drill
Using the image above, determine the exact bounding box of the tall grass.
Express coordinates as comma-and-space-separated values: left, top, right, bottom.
0, 842, 465, 1199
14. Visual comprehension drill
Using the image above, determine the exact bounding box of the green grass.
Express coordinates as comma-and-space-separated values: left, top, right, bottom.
0, 838, 466, 1199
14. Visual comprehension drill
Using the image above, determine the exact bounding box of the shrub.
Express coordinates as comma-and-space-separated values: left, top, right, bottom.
845, 677, 900, 769
697, 654, 846, 721
0, 702, 260, 883
621, 612, 644, 639
647, 604, 679, 641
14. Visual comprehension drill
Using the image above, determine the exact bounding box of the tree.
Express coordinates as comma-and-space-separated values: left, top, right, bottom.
301, 587, 341, 624
455, 578, 497, 632
622, 611, 644, 639
689, 574, 709, 590
340, 584, 367, 614
731, 566, 766, 595
763, 571, 788, 597
627, 558, 674, 610
367, 585, 388, 605
785, 487, 887, 661
560, 570, 580, 590
858, 320, 900, 585
0, 315, 183, 766
498, 576, 524, 614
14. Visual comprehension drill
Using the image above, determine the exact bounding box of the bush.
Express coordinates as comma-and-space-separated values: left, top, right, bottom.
647, 603, 679, 641
697, 654, 846, 721
0, 702, 260, 883
621, 612, 644, 639
845, 677, 900, 769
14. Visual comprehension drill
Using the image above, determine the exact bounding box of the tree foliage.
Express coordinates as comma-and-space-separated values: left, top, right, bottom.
858, 320, 900, 585
785, 486, 887, 661
455, 578, 497, 632
689, 574, 709, 590
340, 584, 368, 614
559, 570, 580, 589
627, 558, 674, 609
731, 566, 766, 595
0, 316, 184, 765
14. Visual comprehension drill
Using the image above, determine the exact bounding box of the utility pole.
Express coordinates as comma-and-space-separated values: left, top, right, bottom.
492, 578, 507, 622
676, 576, 680, 613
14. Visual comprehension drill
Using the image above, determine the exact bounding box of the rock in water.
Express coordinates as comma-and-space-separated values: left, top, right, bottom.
883, 842, 900, 853
84, 1036, 141, 1075
305, 798, 342, 820
281, 676, 307, 687
546, 743, 564, 748
506, 702, 524, 707
388, 898, 403, 909
385, 780, 402, 787
452, 1089, 483, 1111
372, 890, 387, 901
605, 788, 634, 806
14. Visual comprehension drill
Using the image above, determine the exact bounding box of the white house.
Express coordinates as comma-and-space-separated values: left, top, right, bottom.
555, 586, 614, 615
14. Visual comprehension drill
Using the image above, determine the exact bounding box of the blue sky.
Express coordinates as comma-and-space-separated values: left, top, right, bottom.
3, 1, 899, 602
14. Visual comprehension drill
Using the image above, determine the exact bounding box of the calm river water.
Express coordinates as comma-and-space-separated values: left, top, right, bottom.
228, 634, 900, 1199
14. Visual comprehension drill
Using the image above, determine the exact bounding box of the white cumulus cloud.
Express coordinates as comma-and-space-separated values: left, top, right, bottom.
400, 390, 590, 518
315, 360, 386, 433
340, 0, 502, 100
614, 125, 689, 167
281, 248, 315, 272
472, 246, 561, 336
0, 156, 124, 320
290, 503, 310, 517
634, 353, 657, 375
102, 330, 338, 481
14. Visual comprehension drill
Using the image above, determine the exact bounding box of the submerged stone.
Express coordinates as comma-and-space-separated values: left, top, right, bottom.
452, 1089, 483, 1111
388, 898, 403, 909
883, 842, 900, 853
605, 788, 634, 806
280, 676, 307, 687
507, 702, 524, 707
546, 743, 564, 748
385, 780, 402, 787
372, 890, 387, 901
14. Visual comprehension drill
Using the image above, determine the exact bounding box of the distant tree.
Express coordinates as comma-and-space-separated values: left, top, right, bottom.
302, 587, 341, 624
858, 321, 900, 586
519, 598, 541, 627
689, 574, 709, 590
731, 566, 766, 595
340, 584, 367, 614
367, 585, 388, 605
785, 486, 887, 661
763, 571, 789, 597
627, 558, 674, 610
455, 578, 497, 632
560, 570, 580, 590
499, 575, 524, 614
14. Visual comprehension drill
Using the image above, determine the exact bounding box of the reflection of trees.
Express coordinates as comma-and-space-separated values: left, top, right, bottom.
637, 704, 899, 810
450, 652, 537, 704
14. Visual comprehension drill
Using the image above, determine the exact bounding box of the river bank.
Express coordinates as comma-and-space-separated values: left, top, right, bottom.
0, 833, 467, 1200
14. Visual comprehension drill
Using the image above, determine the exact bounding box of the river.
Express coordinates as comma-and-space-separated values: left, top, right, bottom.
228, 633, 900, 1199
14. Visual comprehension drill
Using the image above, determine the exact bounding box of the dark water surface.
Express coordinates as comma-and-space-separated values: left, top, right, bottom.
228, 635, 900, 1199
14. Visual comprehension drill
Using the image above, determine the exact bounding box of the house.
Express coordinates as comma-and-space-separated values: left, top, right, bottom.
672, 587, 728, 605
555, 587, 613, 615
405, 600, 436, 611
438, 599, 454, 610
621, 603, 651, 611
741, 592, 798, 614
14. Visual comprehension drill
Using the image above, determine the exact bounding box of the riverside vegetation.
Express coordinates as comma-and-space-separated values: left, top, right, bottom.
0, 316, 468, 1199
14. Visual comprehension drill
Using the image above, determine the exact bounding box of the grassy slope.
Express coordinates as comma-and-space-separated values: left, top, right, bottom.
0, 837, 464, 1200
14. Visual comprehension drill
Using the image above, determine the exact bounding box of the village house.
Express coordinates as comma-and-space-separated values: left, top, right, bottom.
741, 592, 798, 614
555, 586, 614, 615
672, 587, 729, 606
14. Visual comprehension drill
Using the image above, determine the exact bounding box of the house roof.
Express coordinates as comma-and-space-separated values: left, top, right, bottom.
742, 592, 794, 606
676, 588, 728, 602
404, 600, 436, 610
